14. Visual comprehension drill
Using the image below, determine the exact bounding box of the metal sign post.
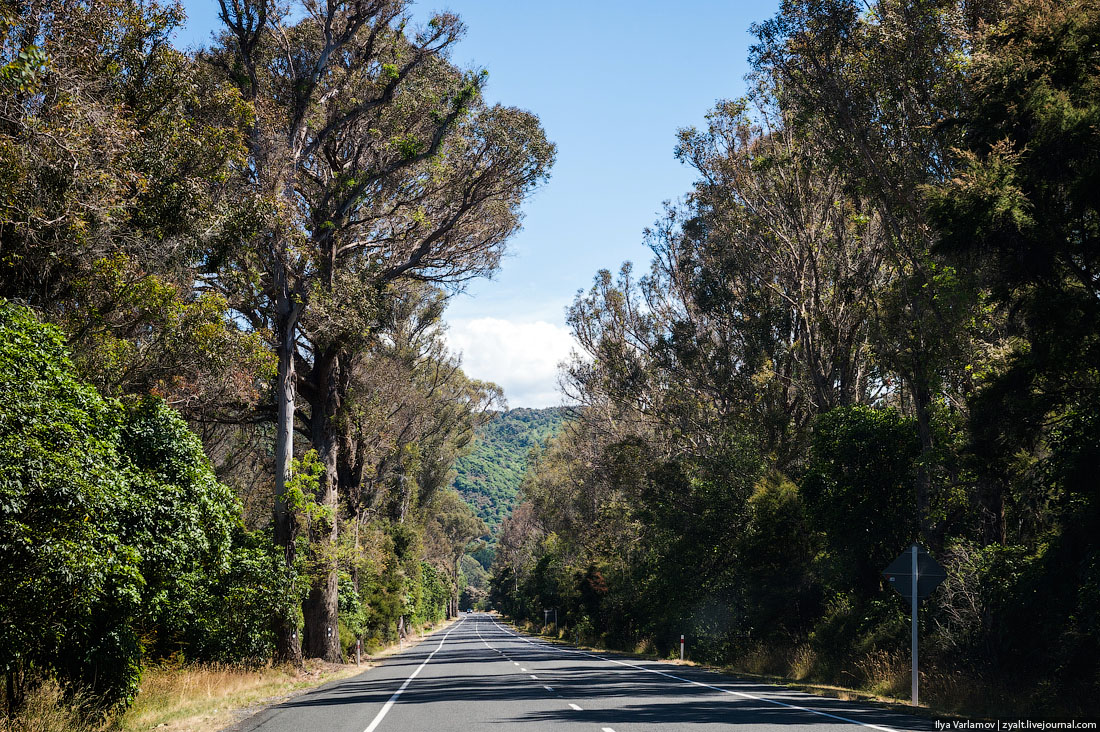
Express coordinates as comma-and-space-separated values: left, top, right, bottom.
911, 545, 918, 705
883, 543, 947, 707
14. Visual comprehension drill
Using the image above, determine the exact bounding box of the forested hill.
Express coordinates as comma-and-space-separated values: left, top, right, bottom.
453, 407, 568, 531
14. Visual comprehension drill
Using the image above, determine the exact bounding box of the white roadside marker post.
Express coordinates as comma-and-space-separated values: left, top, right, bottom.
680, 634, 685, 661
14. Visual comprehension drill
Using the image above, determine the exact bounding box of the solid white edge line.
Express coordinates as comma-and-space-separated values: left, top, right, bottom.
362, 617, 465, 732
489, 617, 901, 732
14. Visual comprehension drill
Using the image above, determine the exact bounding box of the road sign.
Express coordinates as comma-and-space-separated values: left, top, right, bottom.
883, 544, 947, 601
882, 543, 948, 707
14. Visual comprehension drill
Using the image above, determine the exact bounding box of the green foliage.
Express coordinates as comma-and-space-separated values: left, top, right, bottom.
490, 0, 1100, 714
0, 302, 145, 709
458, 554, 490, 609
0, 0, 249, 312
286, 450, 330, 527
335, 516, 464, 657
0, 303, 281, 709
452, 407, 568, 531
59, 254, 274, 406
736, 474, 819, 637
801, 407, 921, 595
351, 524, 412, 650
412, 562, 449, 626
0, 45, 47, 93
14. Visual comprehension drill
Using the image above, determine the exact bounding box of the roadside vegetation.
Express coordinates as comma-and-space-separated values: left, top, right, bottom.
453, 407, 569, 532
4, 617, 451, 732
4, 0, 1099, 725
0, 0, 552, 727
491, 0, 1100, 719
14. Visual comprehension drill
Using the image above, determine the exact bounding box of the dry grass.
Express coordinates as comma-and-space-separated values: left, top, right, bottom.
0, 679, 105, 732
3, 619, 459, 732
855, 649, 909, 697
737, 642, 791, 676
117, 661, 363, 732
0, 666, 362, 732
788, 644, 817, 681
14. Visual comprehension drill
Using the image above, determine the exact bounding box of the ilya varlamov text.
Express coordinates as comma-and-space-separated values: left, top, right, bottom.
935, 722, 1098, 731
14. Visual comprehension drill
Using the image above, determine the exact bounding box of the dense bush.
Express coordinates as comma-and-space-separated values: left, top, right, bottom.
801, 407, 921, 597
0, 303, 147, 708
0, 303, 279, 710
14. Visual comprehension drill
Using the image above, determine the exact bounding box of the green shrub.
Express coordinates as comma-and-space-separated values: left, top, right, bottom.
0, 303, 280, 710
0, 303, 146, 709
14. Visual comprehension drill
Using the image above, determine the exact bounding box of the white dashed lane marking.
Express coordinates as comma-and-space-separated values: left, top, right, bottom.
488, 617, 903, 732
569, 703, 583, 711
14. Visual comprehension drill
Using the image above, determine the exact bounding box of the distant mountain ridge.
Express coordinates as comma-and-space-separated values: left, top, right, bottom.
453, 407, 568, 532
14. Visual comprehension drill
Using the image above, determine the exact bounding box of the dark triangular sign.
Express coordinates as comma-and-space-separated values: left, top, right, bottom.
883, 544, 947, 601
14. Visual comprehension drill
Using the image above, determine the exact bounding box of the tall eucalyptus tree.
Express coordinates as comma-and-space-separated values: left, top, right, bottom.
208, 0, 553, 660
749, 0, 998, 540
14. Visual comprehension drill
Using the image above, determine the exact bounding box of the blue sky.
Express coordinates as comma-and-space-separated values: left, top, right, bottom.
176, 1, 781, 407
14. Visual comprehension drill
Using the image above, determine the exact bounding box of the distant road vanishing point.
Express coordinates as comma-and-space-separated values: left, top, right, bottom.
224, 614, 935, 732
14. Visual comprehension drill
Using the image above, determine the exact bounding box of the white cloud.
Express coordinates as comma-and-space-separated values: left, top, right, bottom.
446, 317, 577, 409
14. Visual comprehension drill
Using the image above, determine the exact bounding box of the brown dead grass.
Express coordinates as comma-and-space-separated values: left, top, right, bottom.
2, 618, 459, 732
117, 661, 363, 732
0, 679, 103, 732
119, 617, 458, 732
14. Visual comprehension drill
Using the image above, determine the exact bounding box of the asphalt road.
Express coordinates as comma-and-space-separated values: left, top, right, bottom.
226, 613, 937, 732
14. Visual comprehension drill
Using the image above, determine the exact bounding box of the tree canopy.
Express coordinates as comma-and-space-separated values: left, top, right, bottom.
492, 0, 1100, 716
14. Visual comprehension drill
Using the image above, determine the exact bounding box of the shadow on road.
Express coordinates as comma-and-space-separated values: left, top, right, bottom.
269, 618, 937, 731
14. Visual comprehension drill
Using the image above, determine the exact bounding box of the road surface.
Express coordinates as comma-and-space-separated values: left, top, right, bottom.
226, 613, 936, 732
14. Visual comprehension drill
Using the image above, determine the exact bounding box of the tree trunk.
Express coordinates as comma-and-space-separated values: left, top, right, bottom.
301, 347, 342, 662
978, 476, 1007, 545
273, 289, 303, 665
454, 556, 462, 616
302, 569, 340, 660
912, 378, 935, 545
6, 667, 20, 718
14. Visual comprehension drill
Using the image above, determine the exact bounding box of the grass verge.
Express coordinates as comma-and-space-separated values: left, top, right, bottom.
122, 618, 459, 732
118, 661, 362, 732
1, 618, 458, 732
